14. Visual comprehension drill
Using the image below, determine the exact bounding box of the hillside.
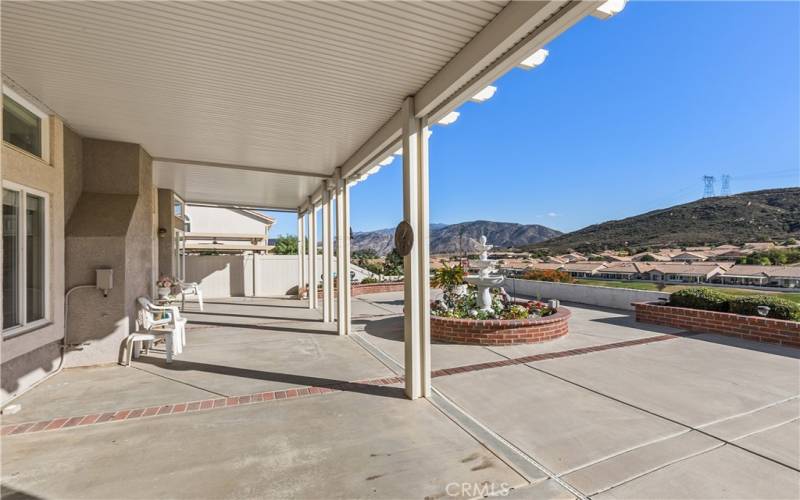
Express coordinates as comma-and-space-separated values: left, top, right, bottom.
352, 221, 562, 256
527, 188, 800, 254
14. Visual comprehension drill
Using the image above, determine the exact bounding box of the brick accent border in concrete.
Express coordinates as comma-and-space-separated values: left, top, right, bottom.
431, 308, 570, 345
1, 331, 685, 437
634, 301, 800, 348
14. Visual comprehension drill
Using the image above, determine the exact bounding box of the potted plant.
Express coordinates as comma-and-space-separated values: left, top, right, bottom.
156, 275, 175, 299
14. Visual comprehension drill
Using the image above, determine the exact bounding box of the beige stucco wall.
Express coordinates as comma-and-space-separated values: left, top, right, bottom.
1, 117, 67, 401
64, 140, 155, 368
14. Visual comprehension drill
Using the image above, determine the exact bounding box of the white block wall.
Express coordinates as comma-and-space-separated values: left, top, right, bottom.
503, 278, 670, 311
187, 254, 332, 297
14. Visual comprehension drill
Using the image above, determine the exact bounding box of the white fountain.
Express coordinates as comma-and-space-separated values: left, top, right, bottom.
465, 235, 505, 311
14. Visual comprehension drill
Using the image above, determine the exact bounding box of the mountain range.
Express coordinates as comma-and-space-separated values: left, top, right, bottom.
351, 220, 562, 255
527, 188, 800, 253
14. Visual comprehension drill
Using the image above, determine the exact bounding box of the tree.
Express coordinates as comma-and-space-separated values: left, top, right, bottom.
352, 248, 379, 265
639, 254, 657, 262
384, 248, 404, 275
272, 234, 298, 255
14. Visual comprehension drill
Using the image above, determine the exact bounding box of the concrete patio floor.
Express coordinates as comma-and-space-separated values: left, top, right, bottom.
2, 294, 799, 499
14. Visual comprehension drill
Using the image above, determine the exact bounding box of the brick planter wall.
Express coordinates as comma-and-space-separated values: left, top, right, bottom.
430, 308, 570, 346
634, 301, 800, 348
316, 281, 404, 299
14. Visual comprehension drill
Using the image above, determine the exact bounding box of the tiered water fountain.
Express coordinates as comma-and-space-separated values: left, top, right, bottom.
465, 235, 505, 311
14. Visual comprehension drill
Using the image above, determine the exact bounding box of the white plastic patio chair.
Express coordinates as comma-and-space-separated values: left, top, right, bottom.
141, 296, 188, 351
178, 279, 204, 312
123, 299, 176, 366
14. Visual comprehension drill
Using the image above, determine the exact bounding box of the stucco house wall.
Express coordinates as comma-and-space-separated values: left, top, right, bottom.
64, 140, 155, 368
1, 117, 68, 402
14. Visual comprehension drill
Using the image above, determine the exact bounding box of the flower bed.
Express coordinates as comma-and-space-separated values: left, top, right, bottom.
431, 307, 570, 346
634, 301, 800, 348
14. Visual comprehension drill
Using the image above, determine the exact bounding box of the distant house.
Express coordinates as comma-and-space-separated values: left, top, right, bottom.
630, 252, 671, 262
637, 262, 726, 283
558, 252, 586, 263
670, 251, 708, 263
185, 205, 275, 254
596, 262, 639, 280
717, 265, 800, 288
561, 262, 607, 278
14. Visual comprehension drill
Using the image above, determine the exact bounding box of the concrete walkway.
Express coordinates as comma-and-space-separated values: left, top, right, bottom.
2, 294, 798, 499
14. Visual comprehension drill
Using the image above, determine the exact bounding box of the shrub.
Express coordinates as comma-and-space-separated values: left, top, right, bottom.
728, 296, 800, 321
360, 277, 380, 284
669, 288, 732, 312
522, 269, 574, 283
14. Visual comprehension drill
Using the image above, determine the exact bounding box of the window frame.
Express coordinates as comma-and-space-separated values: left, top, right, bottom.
3, 181, 51, 337
2, 86, 50, 163
173, 193, 185, 221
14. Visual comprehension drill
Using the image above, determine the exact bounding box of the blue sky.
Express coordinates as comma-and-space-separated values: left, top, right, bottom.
267, 1, 799, 237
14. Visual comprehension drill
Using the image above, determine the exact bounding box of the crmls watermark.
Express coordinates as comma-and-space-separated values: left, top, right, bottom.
445, 482, 511, 497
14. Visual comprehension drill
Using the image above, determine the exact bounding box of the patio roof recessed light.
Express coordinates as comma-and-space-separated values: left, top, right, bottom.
592, 0, 627, 19
470, 85, 497, 103
437, 111, 460, 126
518, 49, 549, 70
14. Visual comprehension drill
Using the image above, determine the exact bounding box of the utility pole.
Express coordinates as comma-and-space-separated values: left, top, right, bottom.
702, 175, 716, 198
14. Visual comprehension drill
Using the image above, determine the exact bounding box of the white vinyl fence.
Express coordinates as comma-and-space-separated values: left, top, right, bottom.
503, 278, 670, 311
187, 255, 332, 298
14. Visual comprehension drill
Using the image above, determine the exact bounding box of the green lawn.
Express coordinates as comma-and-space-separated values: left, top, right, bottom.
572, 279, 800, 304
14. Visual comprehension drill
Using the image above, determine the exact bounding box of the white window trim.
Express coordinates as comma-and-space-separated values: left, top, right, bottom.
3, 181, 51, 336
2, 86, 50, 163
173, 193, 186, 221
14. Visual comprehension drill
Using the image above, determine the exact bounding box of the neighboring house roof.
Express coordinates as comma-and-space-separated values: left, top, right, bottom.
230, 209, 276, 226
670, 252, 708, 261
529, 263, 566, 271
600, 263, 638, 274
630, 252, 671, 262
562, 262, 607, 273
725, 265, 800, 279
636, 262, 726, 276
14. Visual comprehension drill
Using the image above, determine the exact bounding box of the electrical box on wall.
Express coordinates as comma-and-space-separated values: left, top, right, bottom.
96, 269, 113, 296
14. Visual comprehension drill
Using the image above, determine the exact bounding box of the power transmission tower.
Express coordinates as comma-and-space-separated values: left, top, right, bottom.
720, 174, 731, 196
702, 175, 716, 198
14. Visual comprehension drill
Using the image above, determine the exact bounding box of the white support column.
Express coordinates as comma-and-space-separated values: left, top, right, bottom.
309, 201, 318, 310
321, 188, 332, 322
336, 169, 350, 336
327, 189, 336, 319
297, 211, 305, 299
343, 180, 352, 334
401, 96, 431, 400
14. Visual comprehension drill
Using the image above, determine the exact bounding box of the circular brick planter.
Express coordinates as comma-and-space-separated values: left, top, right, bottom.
430, 307, 571, 346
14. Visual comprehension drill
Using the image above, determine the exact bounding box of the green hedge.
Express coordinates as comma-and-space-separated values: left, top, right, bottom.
728, 296, 800, 321
669, 288, 731, 312
668, 288, 800, 321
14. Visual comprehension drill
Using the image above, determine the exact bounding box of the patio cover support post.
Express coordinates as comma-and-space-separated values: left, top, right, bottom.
327, 188, 336, 319
322, 188, 332, 322
401, 96, 431, 400
309, 201, 318, 310
297, 211, 305, 299
336, 169, 350, 335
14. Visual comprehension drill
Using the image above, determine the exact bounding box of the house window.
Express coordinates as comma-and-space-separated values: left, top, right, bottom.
173, 194, 185, 220
3, 183, 49, 333
2, 88, 49, 160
